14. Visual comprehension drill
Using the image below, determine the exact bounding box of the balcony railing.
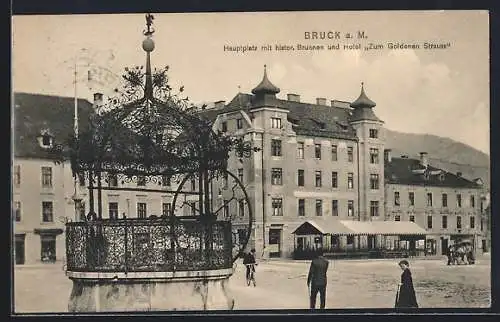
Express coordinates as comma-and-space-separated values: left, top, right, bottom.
65, 218, 232, 272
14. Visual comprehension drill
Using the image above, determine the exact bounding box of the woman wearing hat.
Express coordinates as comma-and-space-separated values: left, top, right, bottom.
395, 260, 419, 308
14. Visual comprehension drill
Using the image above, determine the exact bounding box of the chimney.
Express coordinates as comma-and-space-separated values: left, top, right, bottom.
287, 93, 300, 102
384, 149, 392, 163
316, 97, 327, 106
419, 152, 428, 167
93, 93, 104, 108
456, 172, 462, 177
214, 100, 226, 109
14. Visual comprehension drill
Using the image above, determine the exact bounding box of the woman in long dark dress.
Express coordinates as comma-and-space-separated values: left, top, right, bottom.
395, 260, 419, 308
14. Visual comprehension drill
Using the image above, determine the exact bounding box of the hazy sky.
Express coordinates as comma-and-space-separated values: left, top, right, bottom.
12, 11, 490, 154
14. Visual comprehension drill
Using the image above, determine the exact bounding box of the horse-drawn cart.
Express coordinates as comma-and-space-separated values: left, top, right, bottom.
447, 240, 475, 265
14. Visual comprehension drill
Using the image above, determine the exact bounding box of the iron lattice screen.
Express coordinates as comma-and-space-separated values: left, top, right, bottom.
66, 219, 232, 272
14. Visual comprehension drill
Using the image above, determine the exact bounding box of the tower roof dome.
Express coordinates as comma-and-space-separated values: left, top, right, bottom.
251, 65, 280, 95
350, 82, 376, 109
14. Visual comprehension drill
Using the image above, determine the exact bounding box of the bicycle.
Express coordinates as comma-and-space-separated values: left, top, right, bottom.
245, 263, 257, 287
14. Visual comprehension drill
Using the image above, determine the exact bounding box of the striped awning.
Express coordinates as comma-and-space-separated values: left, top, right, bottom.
339, 220, 427, 236
291, 220, 427, 236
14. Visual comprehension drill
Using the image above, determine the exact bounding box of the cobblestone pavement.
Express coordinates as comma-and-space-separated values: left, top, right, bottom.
13, 256, 490, 312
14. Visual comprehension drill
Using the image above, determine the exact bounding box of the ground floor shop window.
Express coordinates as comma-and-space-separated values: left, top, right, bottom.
41, 235, 56, 262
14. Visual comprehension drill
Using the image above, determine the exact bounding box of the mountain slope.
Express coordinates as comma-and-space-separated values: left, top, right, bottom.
385, 129, 490, 188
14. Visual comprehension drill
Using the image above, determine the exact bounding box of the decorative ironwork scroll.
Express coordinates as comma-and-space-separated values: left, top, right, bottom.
59, 14, 258, 273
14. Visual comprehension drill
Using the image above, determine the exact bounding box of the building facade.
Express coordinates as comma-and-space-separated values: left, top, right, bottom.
13, 69, 489, 263
204, 69, 386, 258
384, 150, 486, 256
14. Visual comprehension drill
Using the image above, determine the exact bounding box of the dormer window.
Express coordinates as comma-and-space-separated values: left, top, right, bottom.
38, 130, 54, 149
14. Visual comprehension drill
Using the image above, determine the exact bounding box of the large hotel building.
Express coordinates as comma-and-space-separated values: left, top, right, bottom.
12, 68, 489, 264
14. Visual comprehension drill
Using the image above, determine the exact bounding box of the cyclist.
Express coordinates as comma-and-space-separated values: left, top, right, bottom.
243, 248, 257, 286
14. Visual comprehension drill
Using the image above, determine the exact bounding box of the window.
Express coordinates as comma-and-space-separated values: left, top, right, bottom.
238, 200, 245, 217
108, 173, 118, 187
42, 201, 53, 222
331, 172, 338, 188
137, 175, 146, 186
315, 171, 322, 187
470, 195, 475, 208
190, 178, 196, 191
370, 174, 379, 190
394, 215, 401, 221
221, 121, 227, 132
480, 219, 484, 231
297, 142, 304, 159
331, 145, 338, 161
272, 198, 283, 216
314, 144, 321, 159
271, 117, 282, 129
137, 203, 147, 218
442, 194, 448, 207
297, 169, 305, 186
347, 146, 354, 162
370, 148, 379, 164
271, 139, 282, 156
369, 129, 378, 138
347, 173, 354, 189
14, 165, 20, 186
457, 216, 462, 229
427, 215, 433, 229
77, 201, 86, 221
271, 168, 283, 185
190, 202, 197, 216
237, 168, 244, 183
237, 118, 243, 129
442, 215, 448, 229
348, 200, 354, 217
470, 216, 475, 229
223, 172, 228, 189
162, 175, 171, 186
457, 194, 462, 207
426, 193, 433, 207
41, 134, 52, 147
109, 202, 119, 219
347, 236, 354, 245
223, 200, 229, 218
14, 201, 21, 222
315, 199, 323, 216
394, 192, 400, 206
332, 200, 338, 216
40, 235, 56, 262
409, 215, 415, 222
78, 173, 86, 186
162, 202, 171, 216
298, 199, 305, 216
370, 201, 379, 217
41, 167, 52, 188
409, 192, 415, 206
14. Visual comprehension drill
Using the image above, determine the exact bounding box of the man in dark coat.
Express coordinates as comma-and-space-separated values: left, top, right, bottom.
395, 260, 419, 308
307, 250, 329, 309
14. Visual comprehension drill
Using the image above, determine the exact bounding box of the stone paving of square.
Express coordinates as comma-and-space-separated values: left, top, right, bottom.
13, 255, 491, 313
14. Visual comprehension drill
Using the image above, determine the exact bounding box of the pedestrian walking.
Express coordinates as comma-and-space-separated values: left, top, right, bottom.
395, 259, 418, 308
307, 249, 329, 309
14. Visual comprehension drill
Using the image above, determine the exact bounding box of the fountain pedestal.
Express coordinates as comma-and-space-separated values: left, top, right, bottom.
67, 269, 234, 312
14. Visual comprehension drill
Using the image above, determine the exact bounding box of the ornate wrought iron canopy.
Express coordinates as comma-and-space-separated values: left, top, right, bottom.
61, 14, 258, 272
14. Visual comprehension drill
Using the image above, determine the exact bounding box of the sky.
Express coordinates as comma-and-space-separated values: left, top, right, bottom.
12, 11, 490, 154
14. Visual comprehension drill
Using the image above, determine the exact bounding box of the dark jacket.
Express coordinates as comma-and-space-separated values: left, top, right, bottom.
307, 256, 329, 286
396, 268, 418, 308
243, 253, 256, 265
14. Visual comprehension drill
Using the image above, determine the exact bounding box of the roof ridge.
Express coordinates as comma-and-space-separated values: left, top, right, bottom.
14, 92, 92, 103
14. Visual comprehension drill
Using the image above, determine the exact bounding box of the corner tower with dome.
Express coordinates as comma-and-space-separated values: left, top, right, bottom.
201, 67, 393, 259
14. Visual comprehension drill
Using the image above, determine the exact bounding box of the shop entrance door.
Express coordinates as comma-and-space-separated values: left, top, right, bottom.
268, 229, 282, 258
15, 235, 25, 265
